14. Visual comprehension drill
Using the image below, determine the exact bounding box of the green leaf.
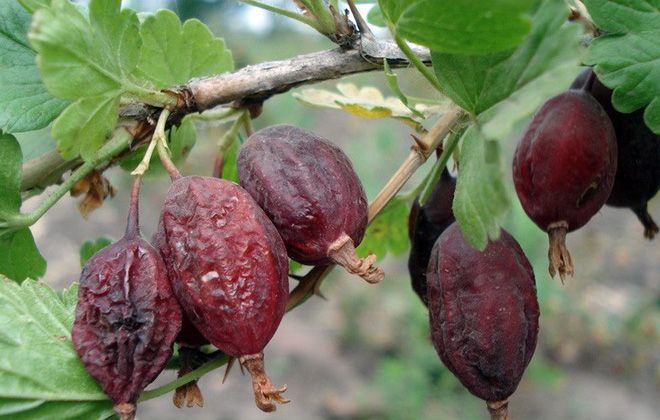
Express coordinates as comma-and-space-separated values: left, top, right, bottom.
0, 279, 113, 418
119, 118, 197, 178
452, 127, 510, 250
584, 0, 660, 133
432, 0, 580, 115
51, 94, 120, 161
18, 0, 51, 14
29, 0, 141, 100
380, 0, 534, 54
356, 198, 409, 259
136, 9, 234, 88
0, 0, 67, 133
0, 228, 47, 281
79, 235, 113, 267
0, 133, 23, 216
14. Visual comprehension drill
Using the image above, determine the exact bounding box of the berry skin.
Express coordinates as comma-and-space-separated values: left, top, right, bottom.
72, 179, 182, 420
157, 176, 290, 412
238, 124, 383, 283
427, 223, 539, 419
572, 67, 660, 239
513, 89, 617, 280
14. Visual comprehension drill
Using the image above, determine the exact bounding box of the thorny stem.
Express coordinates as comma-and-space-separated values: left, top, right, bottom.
2, 130, 131, 229
392, 31, 443, 92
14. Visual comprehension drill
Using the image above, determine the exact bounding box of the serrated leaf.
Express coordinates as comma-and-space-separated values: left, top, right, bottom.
452, 126, 510, 250
380, 0, 533, 54
294, 83, 441, 128
136, 9, 234, 88
119, 118, 197, 178
0, 133, 23, 216
0, 228, 46, 282
0, 0, 67, 133
29, 0, 141, 100
79, 235, 113, 267
584, 0, 660, 133
356, 198, 409, 259
51, 94, 119, 161
0, 278, 113, 418
432, 0, 581, 115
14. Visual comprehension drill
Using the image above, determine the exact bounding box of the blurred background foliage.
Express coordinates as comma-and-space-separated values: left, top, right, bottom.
31, 1, 658, 418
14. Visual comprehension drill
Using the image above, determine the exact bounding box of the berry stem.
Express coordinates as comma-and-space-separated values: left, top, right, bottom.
548, 222, 574, 282
125, 177, 141, 238
487, 400, 509, 420
154, 109, 182, 181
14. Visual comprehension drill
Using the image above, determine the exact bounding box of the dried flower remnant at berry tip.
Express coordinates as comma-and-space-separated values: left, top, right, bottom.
427, 223, 539, 420
513, 89, 617, 281
158, 176, 290, 412
237, 124, 384, 283
72, 178, 182, 420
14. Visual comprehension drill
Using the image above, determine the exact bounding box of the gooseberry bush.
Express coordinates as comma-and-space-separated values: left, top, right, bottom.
0, 0, 658, 419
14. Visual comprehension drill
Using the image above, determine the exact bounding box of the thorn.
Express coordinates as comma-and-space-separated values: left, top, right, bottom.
346, 0, 374, 39
223, 357, 235, 384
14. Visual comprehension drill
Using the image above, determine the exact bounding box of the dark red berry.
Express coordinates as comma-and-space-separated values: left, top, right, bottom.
407, 168, 456, 305
427, 223, 539, 419
572, 68, 659, 239
237, 124, 383, 283
513, 90, 617, 280
157, 176, 290, 412
72, 179, 182, 420
152, 224, 209, 408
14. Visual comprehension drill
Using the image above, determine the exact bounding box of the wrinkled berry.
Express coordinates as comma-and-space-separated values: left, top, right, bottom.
513, 89, 617, 280
572, 68, 659, 239
72, 179, 182, 420
157, 176, 290, 412
407, 168, 456, 305
237, 124, 384, 283
427, 223, 539, 419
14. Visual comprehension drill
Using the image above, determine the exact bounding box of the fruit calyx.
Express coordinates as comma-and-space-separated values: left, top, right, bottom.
114, 403, 136, 420
327, 233, 384, 283
635, 206, 659, 239
486, 400, 509, 420
172, 347, 205, 408
547, 221, 573, 282
239, 353, 290, 412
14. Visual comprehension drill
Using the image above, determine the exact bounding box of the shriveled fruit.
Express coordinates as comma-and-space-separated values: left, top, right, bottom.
152, 224, 208, 408
513, 89, 617, 280
407, 168, 456, 305
237, 124, 383, 283
157, 176, 290, 412
72, 179, 182, 420
572, 68, 660, 239
427, 223, 539, 420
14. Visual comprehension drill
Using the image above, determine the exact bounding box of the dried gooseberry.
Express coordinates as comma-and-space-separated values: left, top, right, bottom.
427, 223, 539, 419
407, 168, 455, 305
72, 179, 182, 420
512, 89, 617, 280
572, 67, 659, 239
237, 124, 384, 283
157, 175, 290, 412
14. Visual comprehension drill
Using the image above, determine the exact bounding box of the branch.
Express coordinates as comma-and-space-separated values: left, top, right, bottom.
178, 41, 431, 112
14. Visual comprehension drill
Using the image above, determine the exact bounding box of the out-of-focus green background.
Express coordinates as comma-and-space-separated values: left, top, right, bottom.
27, 1, 658, 418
